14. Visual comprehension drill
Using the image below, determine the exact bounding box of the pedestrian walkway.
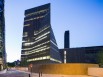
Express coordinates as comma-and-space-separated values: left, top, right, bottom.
0, 69, 29, 77
13, 69, 94, 77
0, 69, 7, 74
30, 73, 93, 77
9, 69, 96, 77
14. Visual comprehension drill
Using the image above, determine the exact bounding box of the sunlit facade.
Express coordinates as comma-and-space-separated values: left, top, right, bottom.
0, 0, 6, 70
21, 3, 61, 65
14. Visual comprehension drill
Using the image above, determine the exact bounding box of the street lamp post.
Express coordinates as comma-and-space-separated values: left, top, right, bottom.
30, 64, 33, 77
30, 64, 32, 73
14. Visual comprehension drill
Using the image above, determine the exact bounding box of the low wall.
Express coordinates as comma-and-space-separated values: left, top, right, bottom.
88, 68, 103, 77
30, 63, 98, 75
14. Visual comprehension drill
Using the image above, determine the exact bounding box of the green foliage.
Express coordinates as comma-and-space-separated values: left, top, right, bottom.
98, 49, 103, 67
19, 59, 28, 67
7, 62, 15, 67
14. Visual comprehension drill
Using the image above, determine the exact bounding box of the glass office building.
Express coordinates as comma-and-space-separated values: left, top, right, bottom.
21, 3, 61, 65
0, 0, 6, 70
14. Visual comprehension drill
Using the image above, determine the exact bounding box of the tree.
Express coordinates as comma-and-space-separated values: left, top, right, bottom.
98, 49, 103, 67
7, 62, 15, 67
19, 59, 28, 67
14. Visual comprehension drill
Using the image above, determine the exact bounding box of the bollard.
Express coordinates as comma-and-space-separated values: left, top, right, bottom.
41, 72, 42, 76
29, 74, 31, 77
39, 72, 40, 77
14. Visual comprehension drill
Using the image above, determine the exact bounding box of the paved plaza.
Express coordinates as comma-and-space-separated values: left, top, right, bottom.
0, 69, 29, 77
0, 69, 98, 77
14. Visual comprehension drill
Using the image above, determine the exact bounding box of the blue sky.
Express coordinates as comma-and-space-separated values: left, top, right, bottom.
5, 0, 103, 62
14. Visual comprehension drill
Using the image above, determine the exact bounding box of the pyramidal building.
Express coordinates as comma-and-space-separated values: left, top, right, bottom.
21, 3, 61, 65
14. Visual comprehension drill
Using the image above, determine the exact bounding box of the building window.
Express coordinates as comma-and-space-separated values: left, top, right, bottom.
23, 32, 28, 37
64, 51, 66, 63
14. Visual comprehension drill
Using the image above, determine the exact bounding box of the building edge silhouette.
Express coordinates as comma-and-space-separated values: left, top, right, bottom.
0, 0, 6, 70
